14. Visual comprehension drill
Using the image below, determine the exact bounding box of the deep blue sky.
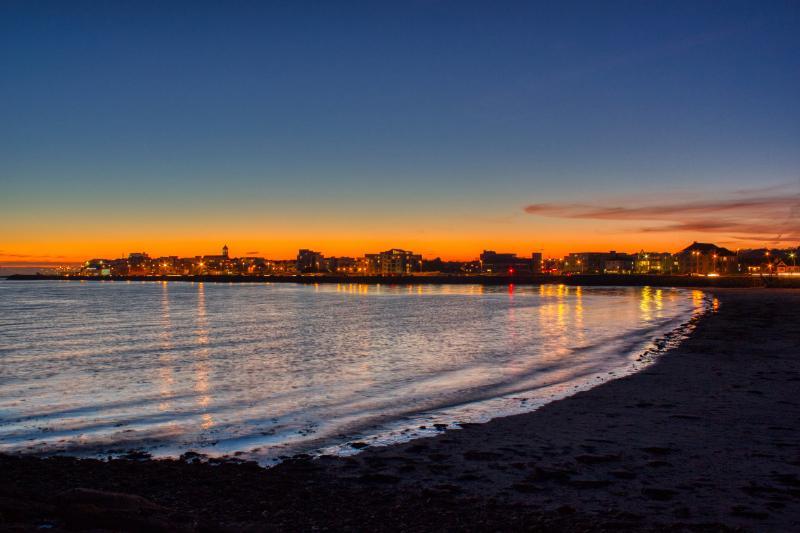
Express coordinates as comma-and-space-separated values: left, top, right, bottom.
1, 0, 798, 261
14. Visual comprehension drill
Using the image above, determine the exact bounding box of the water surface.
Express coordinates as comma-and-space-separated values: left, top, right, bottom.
0, 280, 704, 462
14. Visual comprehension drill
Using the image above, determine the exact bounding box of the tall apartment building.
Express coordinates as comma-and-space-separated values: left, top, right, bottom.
379, 249, 422, 274
531, 252, 543, 274
297, 249, 324, 272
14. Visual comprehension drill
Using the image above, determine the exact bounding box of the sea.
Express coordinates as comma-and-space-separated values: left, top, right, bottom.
0, 279, 708, 464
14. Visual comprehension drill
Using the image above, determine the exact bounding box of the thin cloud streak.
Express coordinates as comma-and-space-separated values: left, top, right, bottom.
0, 252, 70, 259
523, 186, 800, 243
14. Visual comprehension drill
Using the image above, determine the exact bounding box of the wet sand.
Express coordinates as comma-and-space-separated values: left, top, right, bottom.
1, 288, 799, 532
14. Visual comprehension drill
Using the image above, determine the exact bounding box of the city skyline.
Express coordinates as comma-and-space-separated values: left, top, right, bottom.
2, 1, 798, 265
7, 241, 796, 277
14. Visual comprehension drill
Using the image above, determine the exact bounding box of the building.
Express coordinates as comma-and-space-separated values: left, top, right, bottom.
81, 259, 113, 276
775, 260, 800, 275
192, 246, 236, 275
633, 251, 679, 274
202, 245, 232, 262
659, 253, 680, 275
604, 258, 635, 274
296, 249, 324, 272
379, 249, 422, 274
360, 254, 381, 274
479, 251, 532, 274
325, 256, 356, 273
126, 252, 151, 275
563, 251, 633, 274
531, 253, 543, 274
541, 257, 564, 274
677, 242, 739, 275
563, 252, 608, 274
154, 256, 180, 275
241, 257, 268, 275
269, 260, 296, 274
480, 251, 516, 274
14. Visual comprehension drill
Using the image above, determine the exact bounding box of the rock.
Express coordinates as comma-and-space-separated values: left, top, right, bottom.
574, 454, 620, 464
56, 488, 165, 510
529, 466, 572, 482
168, 512, 199, 527
557, 505, 575, 514
730, 506, 769, 519
0, 496, 56, 522
772, 473, 800, 486
121, 451, 152, 460
508, 483, 544, 493
675, 507, 691, 519
348, 442, 369, 449
641, 488, 678, 501
356, 473, 400, 484
565, 480, 613, 489
641, 446, 675, 455
462, 450, 502, 461
607, 471, 636, 479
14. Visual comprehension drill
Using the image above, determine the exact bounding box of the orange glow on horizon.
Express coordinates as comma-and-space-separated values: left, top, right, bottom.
0, 231, 773, 267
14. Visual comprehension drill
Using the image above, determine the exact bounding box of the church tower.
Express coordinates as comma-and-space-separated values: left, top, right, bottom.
222, 245, 229, 259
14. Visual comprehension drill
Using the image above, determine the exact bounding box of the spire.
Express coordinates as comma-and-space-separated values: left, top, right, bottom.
222, 244, 229, 259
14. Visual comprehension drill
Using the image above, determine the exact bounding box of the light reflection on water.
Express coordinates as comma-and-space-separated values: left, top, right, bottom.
0, 281, 703, 462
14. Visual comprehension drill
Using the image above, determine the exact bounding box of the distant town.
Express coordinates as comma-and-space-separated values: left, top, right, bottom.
13, 242, 799, 278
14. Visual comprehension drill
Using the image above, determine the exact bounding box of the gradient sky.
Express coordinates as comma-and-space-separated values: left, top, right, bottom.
1, 0, 798, 264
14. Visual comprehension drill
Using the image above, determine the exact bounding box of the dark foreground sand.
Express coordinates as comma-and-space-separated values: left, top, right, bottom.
1, 289, 799, 532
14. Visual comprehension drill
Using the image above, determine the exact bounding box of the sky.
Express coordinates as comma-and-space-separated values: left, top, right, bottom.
1, 0, 798, 264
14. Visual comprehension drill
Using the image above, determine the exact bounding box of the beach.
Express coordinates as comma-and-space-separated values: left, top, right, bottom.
1, 288, 798, 532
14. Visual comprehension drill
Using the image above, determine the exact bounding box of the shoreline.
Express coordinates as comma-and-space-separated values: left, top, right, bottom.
311, 294, 707, 464
4, 272, 799, 289
1, 288, 799, 531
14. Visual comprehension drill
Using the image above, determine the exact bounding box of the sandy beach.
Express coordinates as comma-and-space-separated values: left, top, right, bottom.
1, 288, 799, 532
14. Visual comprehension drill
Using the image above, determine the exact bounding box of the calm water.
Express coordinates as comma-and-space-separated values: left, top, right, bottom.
0, 280, 706, 462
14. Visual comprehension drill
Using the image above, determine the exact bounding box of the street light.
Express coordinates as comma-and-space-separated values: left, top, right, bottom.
765, 250, 771, 277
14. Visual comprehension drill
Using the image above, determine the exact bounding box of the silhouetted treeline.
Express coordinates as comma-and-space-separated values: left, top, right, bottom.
738, 247, 798, 268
